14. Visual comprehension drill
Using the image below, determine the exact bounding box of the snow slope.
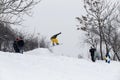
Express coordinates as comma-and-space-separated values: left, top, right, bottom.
0, 48, 120, 80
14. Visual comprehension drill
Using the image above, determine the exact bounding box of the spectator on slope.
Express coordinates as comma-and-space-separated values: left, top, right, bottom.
13, 40, 20, 53
50, 32, 61, 46
16, 36, 24, 54
105, 53, 111, 63
89, 46, 96, 62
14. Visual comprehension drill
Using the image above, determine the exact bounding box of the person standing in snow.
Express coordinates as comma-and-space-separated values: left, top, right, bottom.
105, 53, 110, 63
13, 40, 20, 53
16, 36, 24, 54
50, 32, 61, 46
89, 46, 96, 62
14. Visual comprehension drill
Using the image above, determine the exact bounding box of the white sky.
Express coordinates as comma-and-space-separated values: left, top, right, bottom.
23, 0, 85, 33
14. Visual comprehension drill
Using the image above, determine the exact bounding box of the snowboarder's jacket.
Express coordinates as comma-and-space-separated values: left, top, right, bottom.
50, 32, 61, 39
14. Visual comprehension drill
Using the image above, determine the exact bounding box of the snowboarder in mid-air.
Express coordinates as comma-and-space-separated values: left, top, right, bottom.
50, 32, 61, 46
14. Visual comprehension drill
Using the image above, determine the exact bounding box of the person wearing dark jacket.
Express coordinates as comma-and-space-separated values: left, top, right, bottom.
16, 37, 24, 54
89, 47, 96, 62
50, 32, 61, 46
105, 53, 110, 63
13, 40, 20, 53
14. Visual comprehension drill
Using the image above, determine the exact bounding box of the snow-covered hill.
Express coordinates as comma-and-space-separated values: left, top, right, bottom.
0, 48, 120, 80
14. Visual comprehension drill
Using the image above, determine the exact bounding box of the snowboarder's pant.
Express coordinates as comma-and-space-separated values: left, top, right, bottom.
51, 38, 59, 45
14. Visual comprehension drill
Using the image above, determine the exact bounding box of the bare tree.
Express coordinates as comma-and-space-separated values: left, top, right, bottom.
103, 18, 120, 61
0, 0, 40, 25
76, 0, 119, 60
85, 32, 99, 49
0, 23, 16, 51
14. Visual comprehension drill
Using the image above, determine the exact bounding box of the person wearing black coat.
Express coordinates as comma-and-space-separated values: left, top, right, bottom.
89, 47, 96, 62
13, 40, 20, 53
16, 37, 24, 54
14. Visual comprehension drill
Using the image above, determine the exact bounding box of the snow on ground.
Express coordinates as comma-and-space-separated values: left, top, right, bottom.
0, 48, 120, 80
